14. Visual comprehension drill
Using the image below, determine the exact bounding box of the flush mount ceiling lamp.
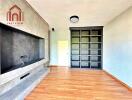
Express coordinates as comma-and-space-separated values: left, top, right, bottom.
70, 15, 79, 23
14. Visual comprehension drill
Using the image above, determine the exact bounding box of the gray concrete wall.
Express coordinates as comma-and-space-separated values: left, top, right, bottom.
1, 27, 13, 73
0, 27, 1, 74
0, 0, 49, 63
0, 0, 49, 90
1, 26, 44, 74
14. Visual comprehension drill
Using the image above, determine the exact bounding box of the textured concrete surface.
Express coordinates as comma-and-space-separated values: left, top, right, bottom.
0, 0, 49, 97
0, 66, 49, 100
1, 27, 13, 73
1, 26, 44, 74
0, 27, 1, 74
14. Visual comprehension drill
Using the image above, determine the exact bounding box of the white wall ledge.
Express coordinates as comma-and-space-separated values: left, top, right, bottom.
0, 66, 49, 100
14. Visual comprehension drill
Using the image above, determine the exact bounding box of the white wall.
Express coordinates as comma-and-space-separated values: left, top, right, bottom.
50, 29, 70, 66
103, 7, 132, 88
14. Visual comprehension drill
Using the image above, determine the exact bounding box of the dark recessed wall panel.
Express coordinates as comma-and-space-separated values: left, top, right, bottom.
1, 28, 13, 73
0, 23, 44, 74
0, 27, 1, 74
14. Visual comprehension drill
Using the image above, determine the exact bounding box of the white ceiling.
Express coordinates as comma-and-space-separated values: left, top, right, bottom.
26, 0, 132, 30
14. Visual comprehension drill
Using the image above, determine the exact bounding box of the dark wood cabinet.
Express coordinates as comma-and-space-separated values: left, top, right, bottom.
70, 27, 103, 69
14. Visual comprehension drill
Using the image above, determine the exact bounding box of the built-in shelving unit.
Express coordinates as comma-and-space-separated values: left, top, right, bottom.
70, 27, 103, 69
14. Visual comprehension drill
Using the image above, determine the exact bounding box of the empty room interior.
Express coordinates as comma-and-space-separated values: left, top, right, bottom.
0, 0, 132, 100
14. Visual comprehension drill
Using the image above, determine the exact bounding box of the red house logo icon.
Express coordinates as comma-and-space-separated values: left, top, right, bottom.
7, 5, 24, 24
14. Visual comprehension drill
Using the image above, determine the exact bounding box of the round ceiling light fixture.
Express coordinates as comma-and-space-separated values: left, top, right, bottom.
70, 15, 79, 23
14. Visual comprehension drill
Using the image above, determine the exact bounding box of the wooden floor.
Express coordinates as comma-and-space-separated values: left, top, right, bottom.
25, 67, 132, 100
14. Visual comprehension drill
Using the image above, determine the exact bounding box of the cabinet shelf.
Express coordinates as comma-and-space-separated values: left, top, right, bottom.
71, 27, 103, 69
80, 42, 102, 44
90, 42, 102, 44
71, 49, 102, 50
71, 35, 80, 37
90, 61, 101, 63
72, 42, 80, 44
81, 35, 102, 37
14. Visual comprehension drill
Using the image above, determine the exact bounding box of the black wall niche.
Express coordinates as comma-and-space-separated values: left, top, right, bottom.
0, 23, 45, 74
0, 27, 1, 74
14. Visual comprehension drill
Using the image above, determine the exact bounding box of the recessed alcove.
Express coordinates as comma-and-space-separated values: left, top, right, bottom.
0, 23, 45, 74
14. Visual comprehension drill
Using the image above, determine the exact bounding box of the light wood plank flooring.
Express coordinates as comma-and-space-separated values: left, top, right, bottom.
25, 67, 132, 100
